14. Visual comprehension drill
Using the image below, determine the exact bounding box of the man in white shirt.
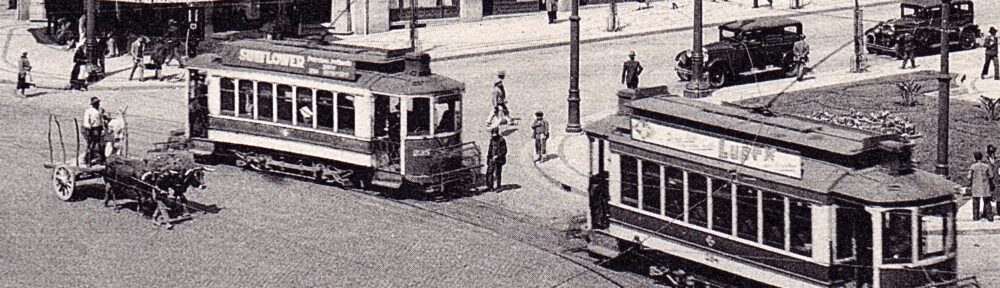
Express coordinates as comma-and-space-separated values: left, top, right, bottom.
83, 97, 108, 165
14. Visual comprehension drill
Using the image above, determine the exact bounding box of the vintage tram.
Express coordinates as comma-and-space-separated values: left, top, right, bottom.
180, 39, 481, 193
585, 89, 969, 288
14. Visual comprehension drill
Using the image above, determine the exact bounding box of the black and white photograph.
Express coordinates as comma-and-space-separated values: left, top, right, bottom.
1, 0, 999, 286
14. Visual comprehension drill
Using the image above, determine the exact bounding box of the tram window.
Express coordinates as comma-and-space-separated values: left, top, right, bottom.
640, 160, 661, 214
688, 173, 708, 227
620, 156, 639, 208
762, 192, 785, 249
316, 90, 335, 130
296, 88, 314, 128
407, 98, 430, 136
664, 167, 684, 218
835, 208, 858, 260
434, 97, 460, 134
736, 185, 759, 242
883, 210, 913, 263
919, 204, 950, 259
257, 82, 274, 121
789, 200, 813, 256
220, 78, 235, 116
276, 85, 294, 124
238, 80, 254, 118
337, 94, 356, 135
712, 179, 733, 235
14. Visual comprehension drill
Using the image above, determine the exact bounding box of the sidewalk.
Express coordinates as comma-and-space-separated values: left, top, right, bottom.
337, 0, 899, 61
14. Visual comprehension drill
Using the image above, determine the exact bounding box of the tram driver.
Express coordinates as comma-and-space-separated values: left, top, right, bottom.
83, 97, 111, 165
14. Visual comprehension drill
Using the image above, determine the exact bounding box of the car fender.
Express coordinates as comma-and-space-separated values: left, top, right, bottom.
675, 50, 690, 62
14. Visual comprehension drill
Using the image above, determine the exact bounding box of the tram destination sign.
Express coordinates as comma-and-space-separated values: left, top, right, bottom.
630, 118, 803, 179
220, 47, 357, 81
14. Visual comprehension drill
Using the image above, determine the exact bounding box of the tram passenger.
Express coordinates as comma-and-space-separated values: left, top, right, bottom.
486, 127, 507, 192
969, 152, 994, 221
82, 97, 111, 165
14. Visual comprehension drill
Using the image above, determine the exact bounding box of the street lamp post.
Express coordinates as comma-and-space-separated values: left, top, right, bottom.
566, 0, 582, 133
935, 0, 952, 176
684, 0, 711, 98
851, 0, 866, 73
85, 0, 102, 82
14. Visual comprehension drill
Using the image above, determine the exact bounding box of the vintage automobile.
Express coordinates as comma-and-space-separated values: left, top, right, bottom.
865, 0, 980, 58
675, 17, 806, 88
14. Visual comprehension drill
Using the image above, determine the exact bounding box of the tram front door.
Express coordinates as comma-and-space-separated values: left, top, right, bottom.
372, 95, 403, 187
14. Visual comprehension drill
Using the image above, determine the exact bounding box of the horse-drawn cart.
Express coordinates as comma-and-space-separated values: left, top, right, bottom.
42, 113, 214, 229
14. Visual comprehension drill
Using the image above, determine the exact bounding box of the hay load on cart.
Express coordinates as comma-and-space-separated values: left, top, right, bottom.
43, 112, 217, 229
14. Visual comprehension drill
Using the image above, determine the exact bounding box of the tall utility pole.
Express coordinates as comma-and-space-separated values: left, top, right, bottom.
851, 0, 866, 73
409, 0, 419, 51
684, 0, 711, 98
84, 0, 100, 81
936, 0, 952, 176
566, 0, 582, 132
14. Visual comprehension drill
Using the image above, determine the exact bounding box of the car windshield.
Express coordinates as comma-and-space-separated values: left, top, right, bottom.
720, 28, 739, 42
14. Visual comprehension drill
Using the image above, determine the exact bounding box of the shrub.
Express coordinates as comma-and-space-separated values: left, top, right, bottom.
979, 95, 1000, 121
896, 79, 923, 107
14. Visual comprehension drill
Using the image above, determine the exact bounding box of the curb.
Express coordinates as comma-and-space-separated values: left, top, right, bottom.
529, 132, 589, 197
0, 78, 185, 92
435, 0, 898, 62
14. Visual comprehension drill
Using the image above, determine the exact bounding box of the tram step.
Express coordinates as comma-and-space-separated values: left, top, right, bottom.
372, 170, 403, 189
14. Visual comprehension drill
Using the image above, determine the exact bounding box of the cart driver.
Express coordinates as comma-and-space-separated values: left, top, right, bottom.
83, 97, 110, 165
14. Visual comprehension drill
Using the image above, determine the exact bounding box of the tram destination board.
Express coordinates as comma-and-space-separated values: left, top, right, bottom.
218, 44, 358, 81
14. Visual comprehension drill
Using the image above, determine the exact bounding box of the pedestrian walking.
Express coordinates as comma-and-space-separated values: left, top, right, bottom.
900, 33, 917, 69
792, 35, 810, 81
982, 27, 998, 80
532, 111, 550, 162
129, 36, 147, 81
486, 127, 508, 192
70, 46, 88, 90
969, 152, 994, 221
16, 50, 34, 97
83, 97, 110, 166
546, 0, 558, 24
622, 51, 643, 89
486, 70, 511, 126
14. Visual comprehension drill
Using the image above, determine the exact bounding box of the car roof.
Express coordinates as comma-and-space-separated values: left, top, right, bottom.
720, 17, 801, 31
902, 0, 972, 7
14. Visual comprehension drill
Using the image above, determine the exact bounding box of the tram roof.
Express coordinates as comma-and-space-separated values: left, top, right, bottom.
187, 40, 465, 95
902, 0, 971, 7
624, 97, 895, 156
587, 115, 957, 204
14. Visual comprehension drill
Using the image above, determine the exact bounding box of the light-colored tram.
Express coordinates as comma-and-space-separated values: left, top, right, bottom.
181, 39, 481, 192
585, 90, 973, 288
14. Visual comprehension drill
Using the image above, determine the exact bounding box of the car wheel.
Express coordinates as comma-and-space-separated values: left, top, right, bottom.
782, 53, 799, 77
707, 66, 727, 88
959, 31, 977, 50
675, 58, 692, 81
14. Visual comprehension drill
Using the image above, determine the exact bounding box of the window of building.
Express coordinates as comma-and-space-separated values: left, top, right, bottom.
337, 94, 355, 135
620, 156, 639, 208
762, 191, 785, 249
919, 204, 951, 259
664, 167, 684, 219
257, 82, 273, 121
220, 78, 235, 116
296, 88, 314, 128
789, 200, 813, 256
434, 96, 460, 134
407, 97, 430, 136
276, 84, 294, 124
688, 173, 708, 227
835, 207, 859, 261
641, 160, 661, 214
316, 90, 335, 130
883, 210, 913, 263
736, 185, 759, 242
712, 179, 733, 235
238, 80, 254, 118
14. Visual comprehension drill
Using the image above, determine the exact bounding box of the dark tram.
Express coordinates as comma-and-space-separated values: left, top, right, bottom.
181, 39, 481, 193
585, 89, 971, 288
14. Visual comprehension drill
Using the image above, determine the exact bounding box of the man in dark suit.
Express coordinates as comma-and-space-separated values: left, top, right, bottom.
486, 127, 508, 192
622, 51, 643, 89
900, 33, 917, 69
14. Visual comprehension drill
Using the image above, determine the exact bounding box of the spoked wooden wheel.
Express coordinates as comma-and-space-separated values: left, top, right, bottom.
52, 166, 76, 201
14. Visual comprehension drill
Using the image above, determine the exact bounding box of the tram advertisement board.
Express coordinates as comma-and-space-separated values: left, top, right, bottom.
220, 45, 357, 81
630, 118, 803, 179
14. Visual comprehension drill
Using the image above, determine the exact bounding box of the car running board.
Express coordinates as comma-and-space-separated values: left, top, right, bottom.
739, 66, 783, 76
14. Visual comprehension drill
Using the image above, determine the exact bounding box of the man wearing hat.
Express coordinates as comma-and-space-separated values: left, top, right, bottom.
982, 27, 998, 80
487, 70, 511, 126
83, 97, 110, 165
15, 50, 32, 97
622, 51, 643, 89
531, 111, 550, 162
129, 36, 147, 81
486, 127, 508, 192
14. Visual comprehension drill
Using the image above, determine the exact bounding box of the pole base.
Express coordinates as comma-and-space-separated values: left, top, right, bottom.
566, 124, 583, 133
934, 164, 949, 177
683, 80, 712, 98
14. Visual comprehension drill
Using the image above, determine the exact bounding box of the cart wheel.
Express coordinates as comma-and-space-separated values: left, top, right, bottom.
52, 166, 76, 201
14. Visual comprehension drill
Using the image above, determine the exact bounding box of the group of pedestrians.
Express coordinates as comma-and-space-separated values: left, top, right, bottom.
897, 26, 999, 80
481, 70, 552, 193
967, 145, 1000, 221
